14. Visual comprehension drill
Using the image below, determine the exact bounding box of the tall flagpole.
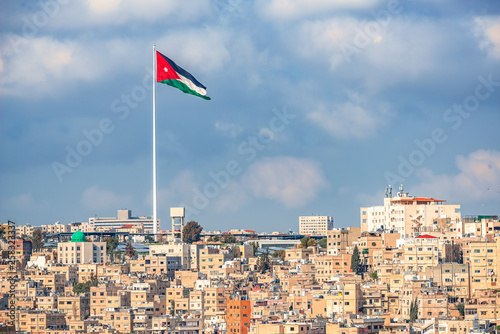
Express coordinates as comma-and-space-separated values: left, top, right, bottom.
153, 43, 158, 241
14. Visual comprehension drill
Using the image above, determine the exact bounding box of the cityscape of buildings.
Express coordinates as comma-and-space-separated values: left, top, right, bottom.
0, 186, 499, 333
2, 1, 498, 334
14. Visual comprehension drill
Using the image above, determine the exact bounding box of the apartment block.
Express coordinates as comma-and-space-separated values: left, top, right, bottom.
57, 232, 106, 265
89, 209, 160, 234
360, 186, 461, 237
299, 216, 334, 236
327, 227, 361, 255
227, 295, 251, 334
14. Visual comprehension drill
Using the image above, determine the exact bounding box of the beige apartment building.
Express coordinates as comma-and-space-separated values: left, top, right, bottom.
199, 248, 232, 278
40, 222, 70, 234
17, 310, 66, 333
36, 295, 58, 311
357, 233, 383, 271
30, 273, 67, 294
16, 224, 41, 238
57, 232, 106, 265
90, 285, 120, 318
203, 287, 228, 316
285, 247, 315, 261
465, 289, 500, 320
130, 255, 181, 278
325, 283, 362, 318
103, 307, 134, 333
464, 239, 500, 292
402, 235, 440, 276
46, 263, 78, 284
425, 263, 470, 303
58, 295, 90, 321
327, 227, 361, 255
312, 253, 352, 282
299, 215, 334, 236
149, 243, 192, 269
360, 186, 461, 237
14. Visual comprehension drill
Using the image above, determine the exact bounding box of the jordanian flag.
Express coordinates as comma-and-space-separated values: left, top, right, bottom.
156, 51, 210, 100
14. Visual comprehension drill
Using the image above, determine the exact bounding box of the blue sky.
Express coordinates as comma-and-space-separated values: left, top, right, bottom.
1, 0, 499, 232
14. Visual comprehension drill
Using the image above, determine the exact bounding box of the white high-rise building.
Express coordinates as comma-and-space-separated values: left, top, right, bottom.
88, 209, 160, 234
299, 215, 334, 236
360, 185, 461, 237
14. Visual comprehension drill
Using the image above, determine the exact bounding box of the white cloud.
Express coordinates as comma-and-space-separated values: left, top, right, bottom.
87, 0, 122, 14
292, 16, 448, 87
0, 36, 141, 97
41, 0, 211, 29
157, 28, 231, 74
307, 95, 391, 139
153, 170, 201, 208
210, 180, 249, 212
361, 19, 447, 83
83, 185, 132, 210
256, 0, 379, 21
475, 16, 500, 59
413, 149, 500, 203
242, 156, 328, 207
214, 121, 243, 138
294, 17, 362, 69
2, 193, 49, 214
356, 189, 386, 207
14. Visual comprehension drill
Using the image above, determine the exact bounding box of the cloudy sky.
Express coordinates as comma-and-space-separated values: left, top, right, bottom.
1, 0, 499, 232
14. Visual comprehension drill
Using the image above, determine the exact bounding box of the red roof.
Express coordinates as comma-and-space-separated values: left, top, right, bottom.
121, 224, 134, 228
416, 234, 438, 239
414, 197, 445, 202
391, 197, 445, 203
244, 230, 255, 233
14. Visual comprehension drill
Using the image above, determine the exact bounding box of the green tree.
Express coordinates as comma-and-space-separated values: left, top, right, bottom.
182, 221, 203, 244
300, 236, 317, 248
32, 229, 45, 251
250, 242, 259, 255
144, 235, 154, 243
257, 249, 271, 273
272, 249, 286, 261
221, 234, 236, 244
318, 238, 327, 248
350, 245, 362, 275
73, 282, 90, 294
0, 226, 5, 239
456, 303, 465, 317
125, 242, 135, 258
89, 273, 99, 287
371, 271, 378, 280
409, 298, 418, 323
106, 237, 118, 253
106, 237, 119, 262
170, 300, 175, 316
73, 274, 98, 294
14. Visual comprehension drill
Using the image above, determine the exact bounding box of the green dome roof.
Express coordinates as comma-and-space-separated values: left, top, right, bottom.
71, 231, 86, 242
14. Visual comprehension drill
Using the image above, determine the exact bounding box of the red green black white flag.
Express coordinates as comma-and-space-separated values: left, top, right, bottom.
156, 51, 211, 100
